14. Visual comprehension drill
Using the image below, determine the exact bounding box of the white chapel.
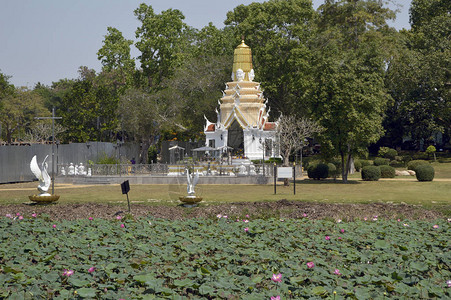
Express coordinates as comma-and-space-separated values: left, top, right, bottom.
204, 40, 278, 160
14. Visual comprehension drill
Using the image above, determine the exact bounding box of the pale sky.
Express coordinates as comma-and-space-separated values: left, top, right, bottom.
0, 0, 411, 88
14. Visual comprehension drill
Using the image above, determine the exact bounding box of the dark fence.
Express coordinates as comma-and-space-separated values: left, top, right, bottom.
0, 142, 139, 184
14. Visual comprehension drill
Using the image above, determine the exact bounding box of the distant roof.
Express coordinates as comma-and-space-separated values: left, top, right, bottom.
206, 124, 215, 132
264, 122, 276, 131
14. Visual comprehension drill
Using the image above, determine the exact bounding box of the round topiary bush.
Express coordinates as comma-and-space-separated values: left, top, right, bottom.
327, 163, 339, 179
374, 157, 390, 166
307, 163, 329, 180
407, 160, 429, 171
354, 160, 362, 172
380, 165, 396, 178
415, 164, 435, 181
361, 166, 381, 181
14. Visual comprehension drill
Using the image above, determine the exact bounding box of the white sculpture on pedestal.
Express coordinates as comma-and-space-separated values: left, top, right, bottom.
30, 155, 51, 196
68, 163, 75, 175
186, 169, 200, 197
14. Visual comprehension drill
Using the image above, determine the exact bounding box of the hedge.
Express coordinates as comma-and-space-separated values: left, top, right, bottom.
380, 165, 396, 178
361, 166, 381, 181
415, 164, 435, 181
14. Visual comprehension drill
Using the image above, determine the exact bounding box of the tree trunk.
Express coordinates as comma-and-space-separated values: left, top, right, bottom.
283, 150, 290, 167
341, 153, 348, 183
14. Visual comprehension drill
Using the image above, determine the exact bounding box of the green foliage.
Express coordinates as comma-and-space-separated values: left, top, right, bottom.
354, 159, 372, 172
148, 145, 158, 163
134, 3, 193, 88
385, 0, 450, 148
0, 216, 449, 299
426, 145, 436, 154
266, 157, 282, 164
378, 147, 398, 160
415, 164, 435, 181
361, 166, 381, 181
224, 0, 315, 115
373, 157, 390, 166
307, 163, 329, 180
407, 160, 429, 171
0, 87, 49, 143
379, 165, 396, 178
327, 163, 340, 179
96, 153, 119, 164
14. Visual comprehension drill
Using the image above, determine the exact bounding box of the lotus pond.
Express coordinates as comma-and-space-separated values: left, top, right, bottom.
0, 214, 450, 299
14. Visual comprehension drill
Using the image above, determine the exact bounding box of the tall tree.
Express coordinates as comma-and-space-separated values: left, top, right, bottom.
277, 115, 322, 166
97, 27, 135, 92
118, 88, 180, 163
134, 3, 194, 88
309, 0, 396, 183
385, 0, 450, 148
58, 67, 119, 143
224, 0, 315, 116
0, 87, 49, 143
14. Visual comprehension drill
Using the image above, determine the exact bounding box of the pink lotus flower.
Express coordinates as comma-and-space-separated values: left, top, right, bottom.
306, 262, 315, 269
18, 216, 23, 220
223, 215, 228, 218
403, 223, 409, 227
373, 217, 378, 221
338, 237, 342, 240
340, 229, 345, 233
63, 269, 74, 277
447, 280, 451, 287
245, 214, 250, 218
243, 219, 249, 223
120, 224, 125, 228
433, 224, 439, 229
116, 215, 122, 220
325, 236, 330, 241
271, 273, 282, 282
16, 213, 21, 216
334, 269, 341, 275
31, 213, 37, 218
52, 224, 57, 228
337, 219, 342, 223
216, 214, 222, 218
244, 227, 249, 233
88, 217, 93, 221
364, 217, 368, 221
5, 214, 12, 218
88, 267, 95, 273
397, 219, 401, 222
303, 213, 307, 217
271, 296, 281, 300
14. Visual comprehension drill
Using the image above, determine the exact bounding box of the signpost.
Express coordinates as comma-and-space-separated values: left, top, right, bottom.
275, 165, 296, 195
34, 107, 62, 195
121, 180, 131, 213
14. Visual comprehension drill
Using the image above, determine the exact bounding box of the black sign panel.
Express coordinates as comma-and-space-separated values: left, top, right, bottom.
121, 180, 130, 194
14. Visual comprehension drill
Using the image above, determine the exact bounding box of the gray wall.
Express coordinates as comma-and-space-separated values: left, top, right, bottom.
0, 142, 140, 183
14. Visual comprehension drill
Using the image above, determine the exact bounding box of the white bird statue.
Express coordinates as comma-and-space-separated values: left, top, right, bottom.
186, 169, 199, 197
30, 155, 51, 196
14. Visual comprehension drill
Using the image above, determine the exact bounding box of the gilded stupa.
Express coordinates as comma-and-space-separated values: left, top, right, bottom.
204, 40, 278, 160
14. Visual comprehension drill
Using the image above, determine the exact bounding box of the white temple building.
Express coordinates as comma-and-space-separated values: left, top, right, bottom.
204, 40, 279, 161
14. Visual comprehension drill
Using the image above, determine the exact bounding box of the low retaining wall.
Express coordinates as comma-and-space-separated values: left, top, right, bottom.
56, 175, 272, 185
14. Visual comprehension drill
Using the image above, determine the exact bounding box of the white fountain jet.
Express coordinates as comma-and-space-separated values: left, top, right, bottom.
30, 155, 51, 196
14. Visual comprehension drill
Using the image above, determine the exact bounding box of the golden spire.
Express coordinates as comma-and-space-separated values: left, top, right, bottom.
232, 39, 253, 81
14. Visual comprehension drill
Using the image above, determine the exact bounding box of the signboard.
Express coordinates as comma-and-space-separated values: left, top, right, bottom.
277, 167, 292, 179
121, 180, 130, 194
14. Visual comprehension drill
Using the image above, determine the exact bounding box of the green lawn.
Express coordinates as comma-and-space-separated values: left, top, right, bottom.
1, 179, 450, 212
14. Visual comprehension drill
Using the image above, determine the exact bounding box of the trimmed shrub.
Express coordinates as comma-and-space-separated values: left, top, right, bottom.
266, 157, 282, 164
389, 160, 404, 168
308, 163, 329, 180
407, 160, 429, 171
380, 165, 396, 178
327, 163, 339, 179
374, 157, 389, 166
378, 147, 398, 160
361, 166, 381, 181
415, 165, 435, 181
354, 160, 362, 172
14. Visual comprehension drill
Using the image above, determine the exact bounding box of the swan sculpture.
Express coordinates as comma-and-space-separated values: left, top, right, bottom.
186, 169, 199, 197
30, 155, 51, 196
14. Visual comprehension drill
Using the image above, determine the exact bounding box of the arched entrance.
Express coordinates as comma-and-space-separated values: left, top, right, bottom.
227, 120, 244, 156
